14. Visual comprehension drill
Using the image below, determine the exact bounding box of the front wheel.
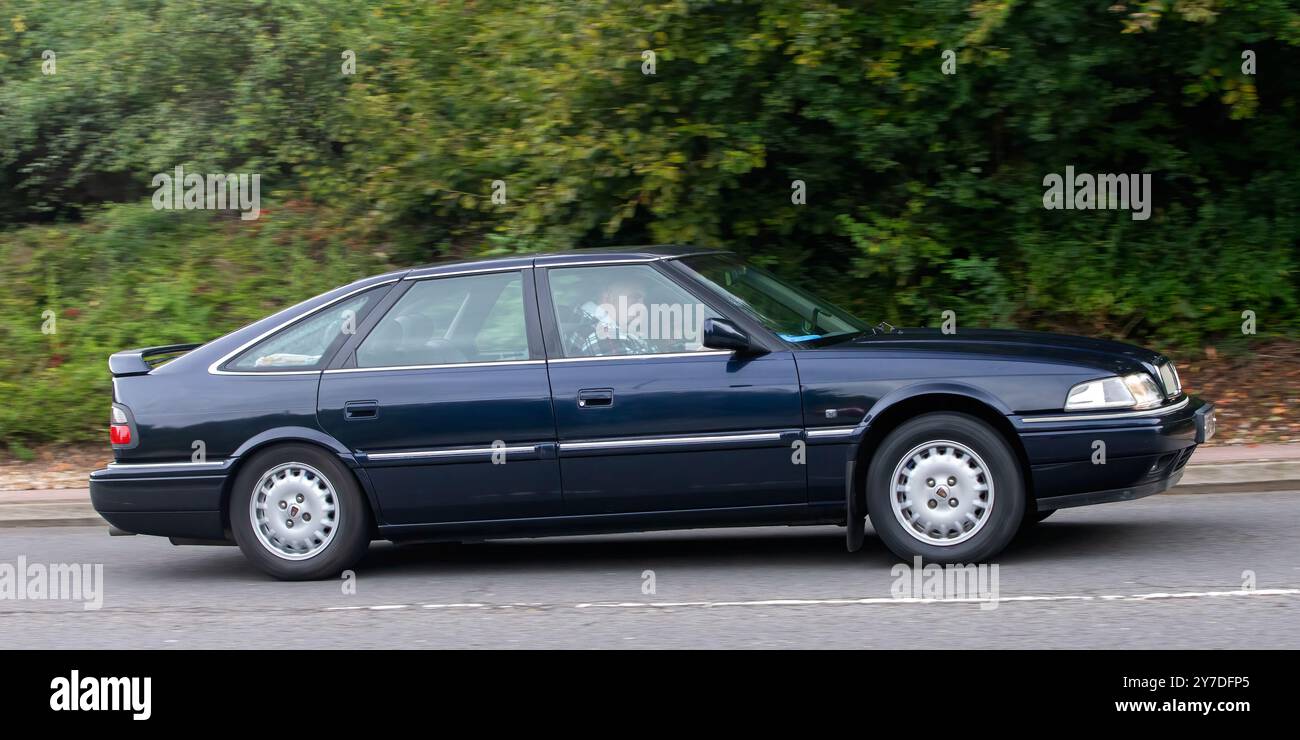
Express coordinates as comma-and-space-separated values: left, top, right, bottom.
866, 412, 1024, 564
230, 444, 372, 580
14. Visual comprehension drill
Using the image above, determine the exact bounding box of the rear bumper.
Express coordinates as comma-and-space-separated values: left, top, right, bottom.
1015, 396, 1214, 509
88, 461, 231, 540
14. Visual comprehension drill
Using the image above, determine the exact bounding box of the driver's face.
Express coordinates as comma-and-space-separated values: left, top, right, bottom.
601, 282, 646, 307
600, 281, 646, 331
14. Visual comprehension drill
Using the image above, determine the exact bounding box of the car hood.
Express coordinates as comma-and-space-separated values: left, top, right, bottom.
827, 328, 1167, 376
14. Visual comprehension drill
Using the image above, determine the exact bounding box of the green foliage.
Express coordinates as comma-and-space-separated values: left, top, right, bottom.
0, 0, 1297, 443
0, 203, 391, 443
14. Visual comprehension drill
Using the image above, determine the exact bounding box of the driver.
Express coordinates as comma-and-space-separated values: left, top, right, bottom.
565, 275, 652, 356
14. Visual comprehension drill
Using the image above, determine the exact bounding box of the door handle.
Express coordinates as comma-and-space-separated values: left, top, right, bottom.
577, 389, 614, 409
344, 400, 379, 420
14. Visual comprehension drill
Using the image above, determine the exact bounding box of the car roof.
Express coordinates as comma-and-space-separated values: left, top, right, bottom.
402, 245, 729, 279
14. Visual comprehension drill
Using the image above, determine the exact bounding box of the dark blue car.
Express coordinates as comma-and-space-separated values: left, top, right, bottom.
91, 247, 1215, 579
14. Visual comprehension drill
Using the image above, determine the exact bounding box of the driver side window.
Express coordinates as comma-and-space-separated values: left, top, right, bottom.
547, 264, 720, 358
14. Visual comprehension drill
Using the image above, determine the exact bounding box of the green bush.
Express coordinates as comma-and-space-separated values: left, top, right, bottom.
1, 0, 1297, 445
0, 203, 392, 443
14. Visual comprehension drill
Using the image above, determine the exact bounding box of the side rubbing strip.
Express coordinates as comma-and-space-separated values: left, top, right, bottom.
365, 445, 538, 461
106, 460, 227, 471
806, 426, 857, 439
559, 431, 784, 452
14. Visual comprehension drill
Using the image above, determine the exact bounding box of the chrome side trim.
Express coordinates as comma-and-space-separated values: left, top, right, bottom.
208, 279, 400, 376
404, 265, 525, 281
325, 359, 543, 374
560, 431, 784, 452
211, 368, 324, 377
806, 426, 858, 439
106, 460, 228, 471
548, 350, 732, 364
365, 445, 538, 461
663, 250, 732, 261
543, 257, 660, 268
1021, 397, 1190, 424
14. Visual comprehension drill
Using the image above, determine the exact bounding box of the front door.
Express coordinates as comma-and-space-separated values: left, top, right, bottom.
538, 262, 805, 515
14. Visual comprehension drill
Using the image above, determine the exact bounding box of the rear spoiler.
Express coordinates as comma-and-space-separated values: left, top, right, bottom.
108, 343, 205, 377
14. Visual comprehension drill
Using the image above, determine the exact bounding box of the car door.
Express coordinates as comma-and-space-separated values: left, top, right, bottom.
537, 259, 805, 515
318, 266, 561, 525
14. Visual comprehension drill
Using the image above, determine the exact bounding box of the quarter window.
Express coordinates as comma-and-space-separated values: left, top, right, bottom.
356, 271, 531, 367
228, 292, 377, 371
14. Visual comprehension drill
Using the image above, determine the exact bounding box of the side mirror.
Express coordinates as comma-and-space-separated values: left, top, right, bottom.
702, 318, 764, 354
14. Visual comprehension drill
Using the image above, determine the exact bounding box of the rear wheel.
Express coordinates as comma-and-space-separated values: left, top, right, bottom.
866, 412, 1024, 563
230, 444, 372, 580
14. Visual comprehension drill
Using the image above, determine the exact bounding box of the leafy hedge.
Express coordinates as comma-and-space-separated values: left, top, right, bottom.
1, 0, 1297, 444
0, 204, 392, 446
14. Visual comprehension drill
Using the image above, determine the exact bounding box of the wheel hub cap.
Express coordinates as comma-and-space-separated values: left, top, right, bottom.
889, 440, 994, 546
250, 462, 339, 560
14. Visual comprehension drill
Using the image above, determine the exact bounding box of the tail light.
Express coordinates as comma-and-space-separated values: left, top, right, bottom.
111, 405, 133, 446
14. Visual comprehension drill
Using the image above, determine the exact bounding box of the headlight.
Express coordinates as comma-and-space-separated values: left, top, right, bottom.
1157, 362, 1181, 397
1065, 373, 1164, 411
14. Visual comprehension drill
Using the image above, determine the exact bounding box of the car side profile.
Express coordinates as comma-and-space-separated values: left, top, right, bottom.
90, 246, 1215, 579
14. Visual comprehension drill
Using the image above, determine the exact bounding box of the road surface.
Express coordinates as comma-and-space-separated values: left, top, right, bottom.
2, 489, 1297, 648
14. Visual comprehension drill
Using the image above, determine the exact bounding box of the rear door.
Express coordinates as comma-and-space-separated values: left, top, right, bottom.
318, 267, 561, 525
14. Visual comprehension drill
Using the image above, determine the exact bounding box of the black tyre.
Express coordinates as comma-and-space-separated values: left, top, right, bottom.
866, 412, 1024, 564
229, 444, 372, 580
1015, 506, 1057, 535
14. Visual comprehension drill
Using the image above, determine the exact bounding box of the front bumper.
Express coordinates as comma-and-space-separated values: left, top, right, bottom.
1014, 396, 1214, 511
89, 461, 231, 540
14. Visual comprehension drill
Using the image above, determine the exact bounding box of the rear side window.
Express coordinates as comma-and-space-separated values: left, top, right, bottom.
355, 271, 530, 368
228, 292, 377, 371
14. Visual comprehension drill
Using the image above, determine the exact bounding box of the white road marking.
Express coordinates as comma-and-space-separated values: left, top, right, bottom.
322, 587, 1300, 612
